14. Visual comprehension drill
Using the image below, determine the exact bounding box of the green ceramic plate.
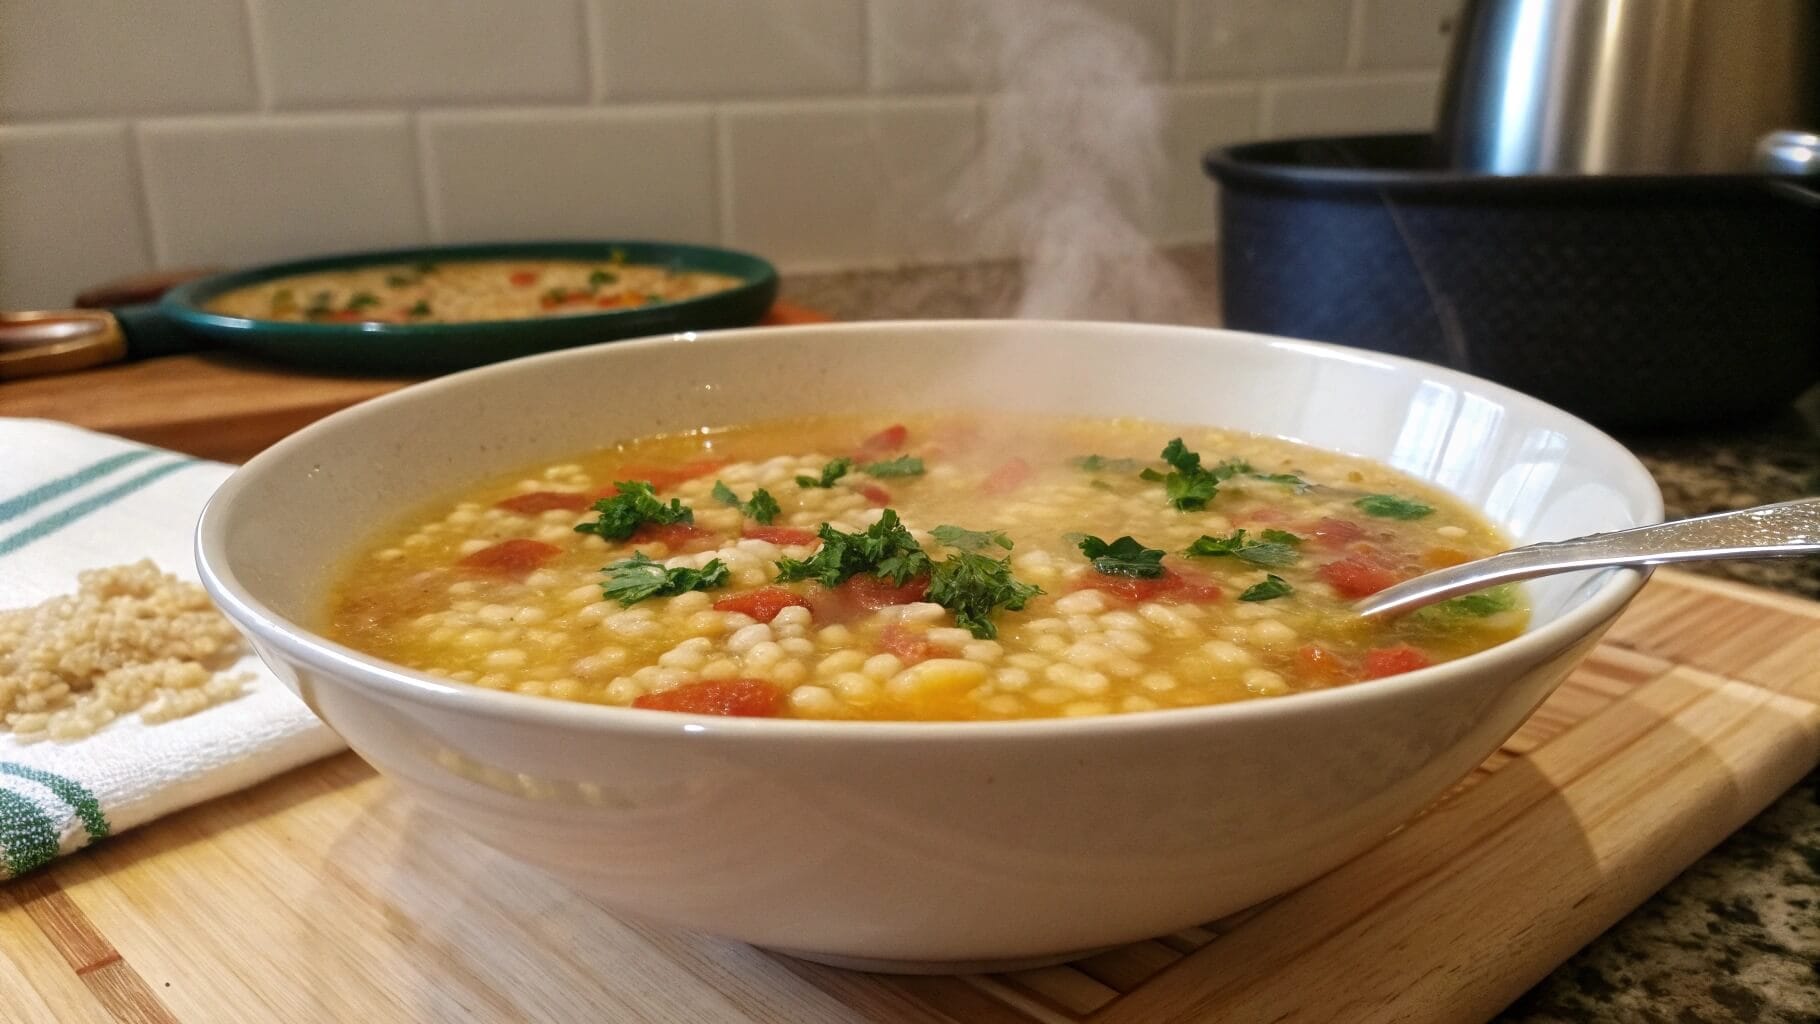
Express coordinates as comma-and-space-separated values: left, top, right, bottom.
158, 240, 778, 374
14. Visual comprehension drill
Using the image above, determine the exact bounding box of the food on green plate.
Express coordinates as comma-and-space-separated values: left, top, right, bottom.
326, 415, 1525, 721
206, 256, 744, 325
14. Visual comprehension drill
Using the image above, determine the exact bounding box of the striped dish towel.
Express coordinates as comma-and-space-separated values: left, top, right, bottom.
0, 418, 343, 879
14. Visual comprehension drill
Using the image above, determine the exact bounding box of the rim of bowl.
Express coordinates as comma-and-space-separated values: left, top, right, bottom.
196, 319, 1662, 744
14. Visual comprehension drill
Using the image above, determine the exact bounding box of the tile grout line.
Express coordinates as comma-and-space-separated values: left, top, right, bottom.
412, 113, 442, 243
123, 122, 166, 270
581, 0, 609, 104
712, 109, 735, 248
241, 0, 276, 113
1346, 0, 1369, 70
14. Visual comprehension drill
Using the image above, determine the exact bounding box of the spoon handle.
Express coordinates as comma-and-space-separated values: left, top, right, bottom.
1354, 497, 1820, 618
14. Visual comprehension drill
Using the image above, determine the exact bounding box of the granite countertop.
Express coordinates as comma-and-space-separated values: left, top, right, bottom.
784, 257, 1820, 1023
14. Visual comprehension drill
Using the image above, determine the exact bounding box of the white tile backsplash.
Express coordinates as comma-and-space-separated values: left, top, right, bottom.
0, 125, 152, 308
868, 0, 1176, 93
1179, 0, 1353, 79
252, 0, 589, 109
1358, 0, 1461, 69
1261, 73, 1440, 136
722, 98, 980, 269
0, 1, 257, 120
591, 0, 865, 101
422, 107, 718, 244
3, 1, 1464, 295
137, 115, 427, 267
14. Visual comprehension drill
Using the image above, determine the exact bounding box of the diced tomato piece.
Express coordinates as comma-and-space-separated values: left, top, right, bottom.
858, 424, 909, 455
1363, 645, 1432, 679
1074, 566, 1224, 605
1240, 505, 1288, 524
596, 294, 631, 308
633, 678, 783, 717
632, 522, 714, 550
878, 623, 935, 665
742, 523, 820, 546
982, 457, 1033, 496
607, 460, 727, 493
495, 490, 591, 515
1305, 517, 1366, 551
856, 483, 892, 507
509, 270, 539, 286
1296, 644, 1353, 684
457, 539, 560, 578
713, 586, 810, 623
1422, 546, 1472, 568
1318, 555, 1405, 598
842, 573, 931, 610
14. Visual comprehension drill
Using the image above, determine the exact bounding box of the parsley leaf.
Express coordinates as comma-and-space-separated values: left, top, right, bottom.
1355, 495, 1435, 520
1072, 454, 1142, 473
1251, 471, 1312, 493
796, 457, 852, 489
1142, 439, 1250, 511
1078, 535, 1166, 578
574, 481, 693, 542
406, 299, 432, 318
1432, 585, 1517, 617
930, 524, 1013, 552
1260, 528, 1303, 546
346, 291, 380, 311
928, 551, 1042, 639
600, 553, 729, 606
1239, 574, 1293, 602
1185, 529, 1300, 568
384, 272, 418, 288
863, 455, 925, 478
774, 508, 931, 587
588, 268, 617, 289
710, 480, 780, 525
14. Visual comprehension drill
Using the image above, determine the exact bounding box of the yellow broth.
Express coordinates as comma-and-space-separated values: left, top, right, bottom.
206, 258, 742, 325
325, 415, 1526, 721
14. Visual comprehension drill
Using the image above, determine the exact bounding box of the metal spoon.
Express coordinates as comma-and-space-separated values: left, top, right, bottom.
1354, 497, 1820, 618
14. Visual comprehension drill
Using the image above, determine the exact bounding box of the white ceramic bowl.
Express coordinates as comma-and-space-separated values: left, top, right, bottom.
196, 320, 1661, 972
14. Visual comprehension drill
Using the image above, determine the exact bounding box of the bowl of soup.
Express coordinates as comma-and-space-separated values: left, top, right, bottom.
196, 320, 1661, 970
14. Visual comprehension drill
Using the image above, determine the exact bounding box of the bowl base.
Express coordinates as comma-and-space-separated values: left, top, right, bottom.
767, 943, 1117, 975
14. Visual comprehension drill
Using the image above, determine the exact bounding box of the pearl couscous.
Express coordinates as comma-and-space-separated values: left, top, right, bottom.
326, 415, 1525, 720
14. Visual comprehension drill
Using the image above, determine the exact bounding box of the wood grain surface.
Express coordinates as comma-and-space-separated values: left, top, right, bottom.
0, 301, 833, 463
3, 569, 1816, 1023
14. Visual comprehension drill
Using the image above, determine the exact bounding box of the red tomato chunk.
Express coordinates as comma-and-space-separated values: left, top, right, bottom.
878, 623, 938, 665
1318, 555, 1405, 598
713, 586, 810, 624
457, 539, 559, 578
1075, 566, 1223, 605
856, 483, 892, 507
858, 424, 909, 455
982, 457, 1033, 495
633, 679, 784, 717
742, 524, 820, 546
633, 522, 716, 550
495, 491, 591, 515
509, 270, 539, 286
1364, 645, 1432, 679
1304, 517, 1366, 551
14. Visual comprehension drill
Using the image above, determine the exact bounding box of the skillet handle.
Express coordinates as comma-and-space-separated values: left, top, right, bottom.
0, 304, 204, 380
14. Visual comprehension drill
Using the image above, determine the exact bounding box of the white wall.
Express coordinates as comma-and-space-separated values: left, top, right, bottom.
0, 0, 1457, 308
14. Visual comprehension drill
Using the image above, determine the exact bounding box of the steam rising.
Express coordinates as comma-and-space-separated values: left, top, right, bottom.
940, 0, 1215, 323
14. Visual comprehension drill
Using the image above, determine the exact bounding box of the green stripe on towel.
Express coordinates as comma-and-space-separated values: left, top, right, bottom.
0, 786, 61, 878
0, 763, 108, 842
0, 449, 155, 525
0, 457, 196, 558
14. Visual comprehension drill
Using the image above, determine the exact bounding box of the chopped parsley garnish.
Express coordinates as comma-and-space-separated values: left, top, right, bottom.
588, 268, 617, 289
305, 291, 333, 317
1185, 528, 1301, 568
863, 455, 924, 478
774, 508, 930, 587
1239, 574, 1293, 602
930, 524, 1013, 552
1077, 535, 1166, 578
1355, 494, 1435, 520
710, 480, 780, 525
542, 286, 572, 305
346, 291, 380, 311
1072, 454, 1142, 473
1138, 438, 1250, 511
413, 261, 438, 274
406, 299, 432, 318
600, 553, 729, 606
1251, 471, 1312, 493
573, 480, 693, 542
928, 549, 1042, 639
384, 272, 418, 288
1431, 584, 1517, 617
796, 457, 852, 489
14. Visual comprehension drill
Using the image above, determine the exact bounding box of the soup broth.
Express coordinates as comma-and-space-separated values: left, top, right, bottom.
326, 415, 1525, 721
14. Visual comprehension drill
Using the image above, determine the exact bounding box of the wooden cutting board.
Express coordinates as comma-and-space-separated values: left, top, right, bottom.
0, 301, 833, 463
4, 568, 1817, 1024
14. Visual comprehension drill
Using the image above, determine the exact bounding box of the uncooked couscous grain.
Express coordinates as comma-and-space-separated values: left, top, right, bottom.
0, 560, 249, 743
